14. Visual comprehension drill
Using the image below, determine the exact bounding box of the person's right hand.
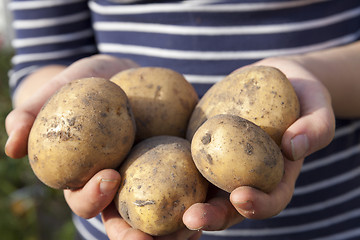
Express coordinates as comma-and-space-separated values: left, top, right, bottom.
5, 54, 138, 159
4, 54, 142, 234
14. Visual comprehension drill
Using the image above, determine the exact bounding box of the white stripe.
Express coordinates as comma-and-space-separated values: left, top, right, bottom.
295, 162, 360, 195
203, 208, 360, 236
181, 0, 227, 5
8, 65, 40, 88
301, 144, 360, 173
87, 217, 107, 235
11, 45, 97, 65
94, 6, 360, 36
72, 215, 98, 240
185, 74, 225, 84
313, 228, 360, 240
12, 29, 94, 48
334, 120, 360, 139
279, 186, 360, 217
98, 30, 360, 60
8, 0, 85, 10
13, 12, 90, 29
108, 0, 145, 3
90, 0, 329, 14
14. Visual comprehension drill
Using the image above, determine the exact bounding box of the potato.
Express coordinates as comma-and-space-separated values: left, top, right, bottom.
28, 78, 136, 189
191, 114, 284, 193
187, 66, 300, 145
115, 136, 208, 236
110, 67, 198, 142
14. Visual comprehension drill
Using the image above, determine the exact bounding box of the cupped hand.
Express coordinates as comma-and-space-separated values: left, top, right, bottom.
183, 57, 335, 228
4, 54, 139, 235
5, 54, 138, 159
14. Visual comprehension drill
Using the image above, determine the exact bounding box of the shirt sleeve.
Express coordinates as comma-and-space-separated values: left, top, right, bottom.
8, 0, 97, 97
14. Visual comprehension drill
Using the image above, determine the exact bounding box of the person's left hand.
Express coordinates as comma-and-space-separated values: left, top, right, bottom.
182, 56, 335, 230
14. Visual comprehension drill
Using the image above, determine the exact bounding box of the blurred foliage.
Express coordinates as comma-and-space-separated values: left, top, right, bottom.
0, 49, 75, 239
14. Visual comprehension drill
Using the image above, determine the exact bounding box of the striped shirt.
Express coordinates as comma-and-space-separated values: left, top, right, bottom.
8, 0, 360, 239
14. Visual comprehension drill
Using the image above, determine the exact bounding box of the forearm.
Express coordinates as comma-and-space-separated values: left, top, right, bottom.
290, 41, 360, 118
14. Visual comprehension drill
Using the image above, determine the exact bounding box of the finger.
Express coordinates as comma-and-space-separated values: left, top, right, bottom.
183, 197, 244, 231
5, 108, 36, 158
64, 169, 120, 219
102, 202, 153, 240
281, 78, 335, 161
26, 55, 140, 116
230, 157, 303, 219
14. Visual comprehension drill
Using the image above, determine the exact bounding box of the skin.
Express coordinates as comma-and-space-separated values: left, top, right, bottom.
5, 40, 360, 239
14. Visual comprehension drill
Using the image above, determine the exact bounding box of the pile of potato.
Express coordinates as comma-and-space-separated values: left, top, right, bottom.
27, 65, 300, 236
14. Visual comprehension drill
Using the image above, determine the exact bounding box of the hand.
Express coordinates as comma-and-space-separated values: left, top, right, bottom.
5, 54, 138, 159
183, 57, 335, 228
4, 54, 140, 234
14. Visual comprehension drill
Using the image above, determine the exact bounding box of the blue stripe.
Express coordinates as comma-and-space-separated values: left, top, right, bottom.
14, 19, 92, 38
14, 38, 95, 54
11, 1, 89, 20
75, 214, 109, 240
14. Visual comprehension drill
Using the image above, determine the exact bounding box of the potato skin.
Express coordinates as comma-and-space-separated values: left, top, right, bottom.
111, 67, 198, 142
187, 66, 300, 145
115, 136, 208, 236
28, 78, 136, 189
191, 114, 284, 193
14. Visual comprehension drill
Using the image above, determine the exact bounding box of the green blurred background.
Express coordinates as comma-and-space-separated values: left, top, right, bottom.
0, 48, 75, 239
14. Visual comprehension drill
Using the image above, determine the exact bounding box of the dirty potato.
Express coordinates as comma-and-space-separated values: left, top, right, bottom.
191, 114, 284, 193
111, 67, 198, 142
115, 136, 208, 236
187, 66, 300, 145
28, 78, 136, 189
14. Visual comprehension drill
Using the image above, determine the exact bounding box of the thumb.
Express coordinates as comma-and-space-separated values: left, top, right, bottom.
64, 169, 121, 219
5, 108, 36, 159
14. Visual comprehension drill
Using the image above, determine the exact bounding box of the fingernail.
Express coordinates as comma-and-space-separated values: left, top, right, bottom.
236, 201, 253, 212
99, 178, 119, 195
291, 134, 309, 160
4, 135, 12, 155
188, 226, 203, 231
